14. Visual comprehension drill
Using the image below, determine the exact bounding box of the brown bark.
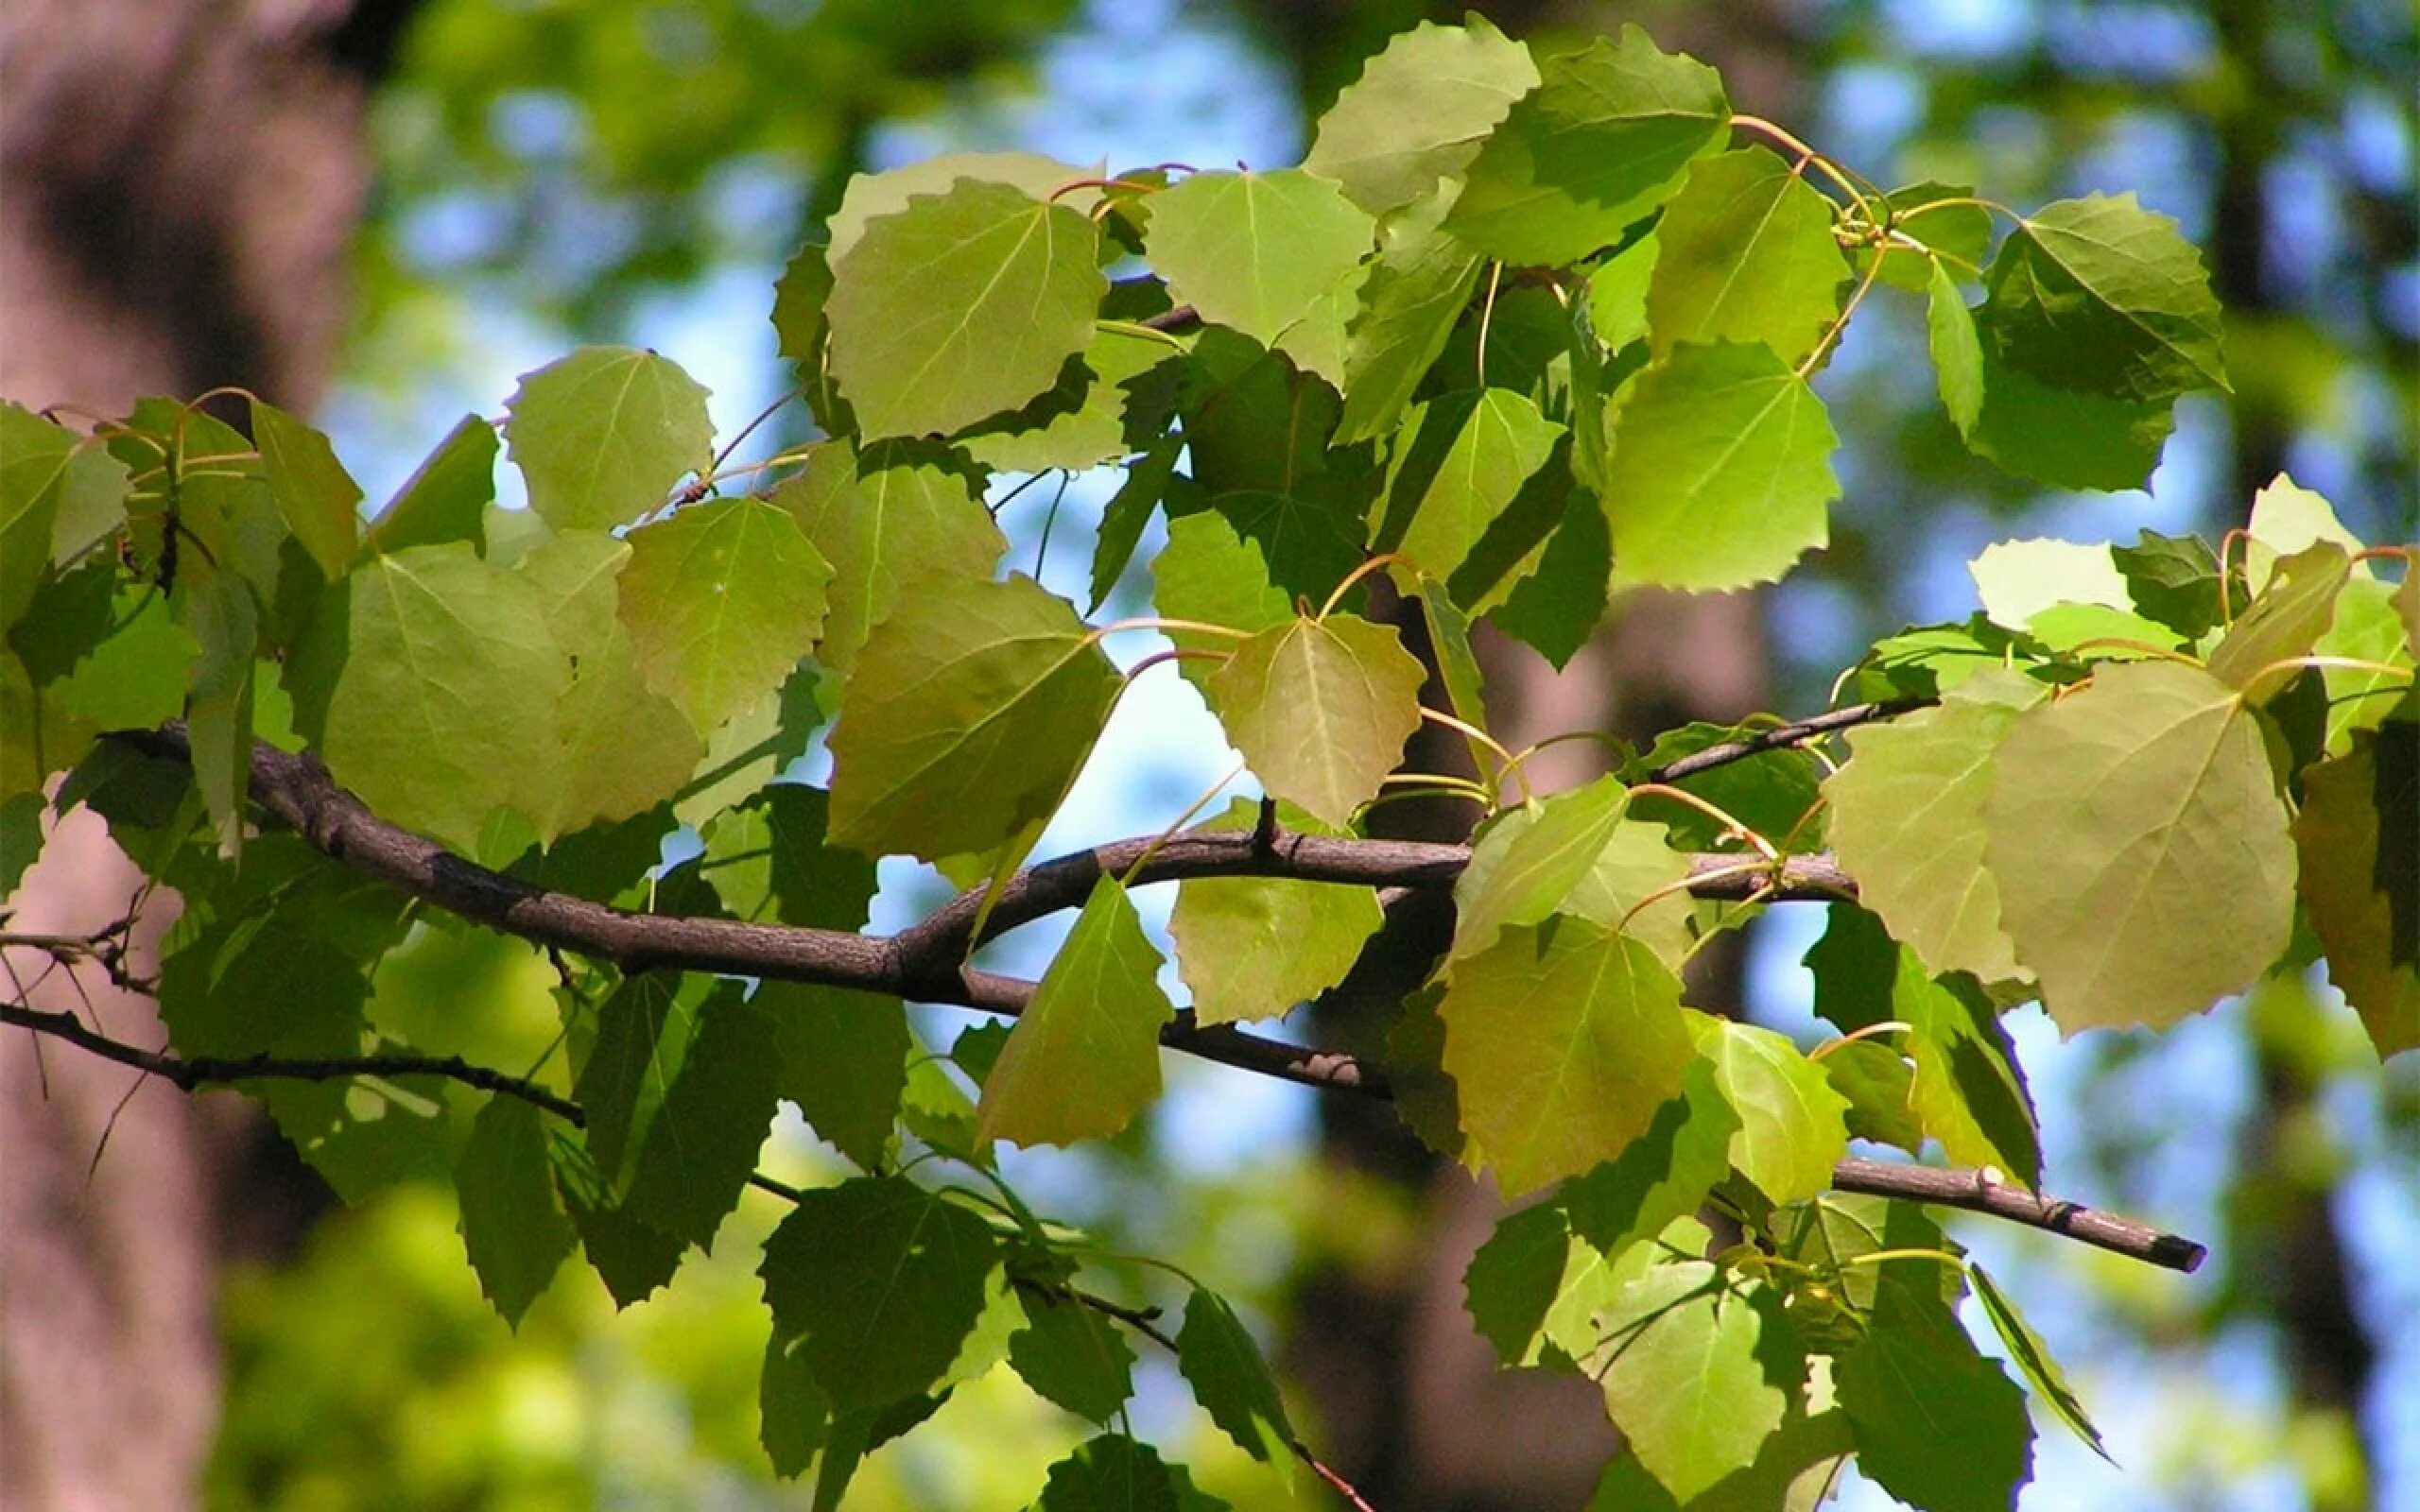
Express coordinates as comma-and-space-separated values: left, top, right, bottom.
0, 4, 410, 1504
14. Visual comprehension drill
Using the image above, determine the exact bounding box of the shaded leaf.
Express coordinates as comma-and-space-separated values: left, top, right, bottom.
456, 1096, 577, 1328
621, 989, 784, 1247
1979, 193, 2228, 403
1011, 1294, 1138, 1424
365, 414, 494, 557
1337, 193, 1487, 443
1177, 1290, 1295, 1468
1170, 799, 1384, 1025
617, 496, 831, 734
1969, 1263, 2109, 1460
249, 399, 361, 576
2295, 716, 2419, 1057
1646, 147, 1851, 363
760, 981, 911, 1168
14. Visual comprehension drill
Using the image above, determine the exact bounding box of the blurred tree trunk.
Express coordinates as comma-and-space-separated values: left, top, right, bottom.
1259, 6, 1807, 1504
0, 3, 413, 1505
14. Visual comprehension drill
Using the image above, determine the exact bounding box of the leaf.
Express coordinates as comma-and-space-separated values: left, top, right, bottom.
2314, 578, 2411, 754
1836, 1292, 2035, 1512
366, 414, 495, 557
1449, 774, 1630, 959
287, 542, 566, 851
1301, 16, 1539, 215
3, 402, 128, 587
505, 346, 714, 531
621, 989, 784, 1247
2246, 472, 2367, 591
1894, 956, 2043, 1186
1987, 661, 2295, 1032
1150, 510, 1291, 691
1645, 148, 1851, 364
250, 399, 361, 576
573, 973, 703, 1188
1441, 917, 1698, 1195
1824, 672, 2045, 984
1202, 613, 1425, 829
1692, 1018, 1850, 1204
1877, 182, 1993, 290
773, 439, 1005, 678
826, 573, 1119, 861
455, 1096, 578, 1328
1631, 718, 1827, 853
1011, 1294, 1138, 1424
1490, 479, 1614, 667
1143, 168, 1374, 350
671, 665, 822, 830
1561, 1057, 1739, 1259
1443, 26, 1729, 266
1968, 1263, 2109, 1460
1374, 388, 1564, 582
2295, 717, 2419, 1057
760, 1333, 831, 1478
759, 981, 910, 1167
514, 530, 703, 841
615, 496, 831, 733
1968, 538, 2132, 629
958, 325, 1183, 473
1090, 436, 1179, 612
825, 150, 1097, 265
1929, 271, 2176, 490
1591, 1262, 1790, 1502
977, 878, 1174, 1147
2205, 541, 2350, 700
2114, 528, 2230, 640
1210, 482, 1366, 601
1170, 800, 1384, 1025
1979, 193, 2228, 403
759, 1175, 999, 1410
1336, 193, 1486, 443
1034, 1435, 1192, 1512
1602, 343, 1840, 593
555, 1145, 685, 1308
827, 180, 1106, 438
1177, 1289, 1295, 1467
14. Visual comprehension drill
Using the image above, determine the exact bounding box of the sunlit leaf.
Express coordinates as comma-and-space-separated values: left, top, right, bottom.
506, 346, 713, 531
1645, 147, 1850, 364
1302, 17, 1538, 215
977, 877, 1173, 1147
1203, 612, 1423, 829
1145, 168, 1375, 348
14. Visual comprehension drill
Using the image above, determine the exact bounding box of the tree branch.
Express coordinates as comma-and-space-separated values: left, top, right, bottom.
81, 725, 2207, 1272
1639, 698, 1930, 783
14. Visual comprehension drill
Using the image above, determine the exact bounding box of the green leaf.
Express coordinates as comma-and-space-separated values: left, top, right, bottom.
1301, 16, 1538, 215
615, 496, 831, 733
1034, 1435, 1194, 1512
773, 439, 1004, 678
0, 791, 41, 898
759, 1175, 999, 1411
3, 402, 128, 585
455, 1096, 578, 1327
1987, 660, 2296, 1032
760, 1333, 830, 1478
1336, 193, 1486, 443
1443, 26, 1729, 266
1441, 917, 1698, 1195
1894, 957, 2042, 1186
621, 989, 784, 1246
46, 589, 197, 730
1150, 511, 1292, 691
1929, 272, 2176, 490
1824, 672, 2045, 984
1374, 388, 1564, 582
1490, 479, 1614, 667
573, 973, 704, 1188
825, 150, 1096, 266
1837, 1291, 2034, 1512
2246, 472, 2367, 591
1468, 1203, 1658, 1369
1176, 1289, 1295, 1468
1562, 1059, 1739, 1259
759, 981, 909, 1168
556, 1148, 685, 1308
1202, 613, 1425, 829
513, 530, 703, 841
1645, 148, 1851, 364
288, 542, 565, 851
1010, 1294, 1138, 1423
2205, 541, 2350, 700
1449, 774, 1628, 958
2294, 718, 2419, 1057
1210, 482, 1366, 601
1969, 1263, 2109, 1460
1877, 183, 1993, 290
1170, 799, 1383, 1025
2314, 578, 2411, 755
1979, 193, 2228, 402
670, 663, 822, 830
1090, 437, 1180, 613
826, 573, 1119, 861
958, 326, 1183, 473
977, 877, 1174, 1146
1968, 537, 2132, 629
1143, 169, 1374, 349
2113, 528, 2231, 640
249, 399, 361, 577
1631, 718, 1827, 853
365, 414, 495, 557
826, 180, 1106, 438
1603, 343, 1840, 592
1591, 1262, 1791, 1502
505, 346, 714, 531
1692, 1018, 1850, 1204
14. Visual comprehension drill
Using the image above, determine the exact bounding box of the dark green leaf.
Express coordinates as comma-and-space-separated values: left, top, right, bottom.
1177, 1289, 1295, 1466
250, 399, 361, 577
455, 1096, 578, 1328
1010, 1294, 1138, 1423
1979, 193, 2228, 403
365, 414, 495, 557
621, 988, 784, 1246
1969, 1263, 2109, 1460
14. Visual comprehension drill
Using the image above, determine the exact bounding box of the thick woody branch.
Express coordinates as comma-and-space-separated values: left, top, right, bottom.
86, 726, 2206, 1271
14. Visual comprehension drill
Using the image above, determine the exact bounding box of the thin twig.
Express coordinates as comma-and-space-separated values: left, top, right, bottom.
1641, 698, 1929, 785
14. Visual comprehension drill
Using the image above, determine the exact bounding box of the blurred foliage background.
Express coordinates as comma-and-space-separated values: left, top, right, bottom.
207, 2, 2414, 1509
